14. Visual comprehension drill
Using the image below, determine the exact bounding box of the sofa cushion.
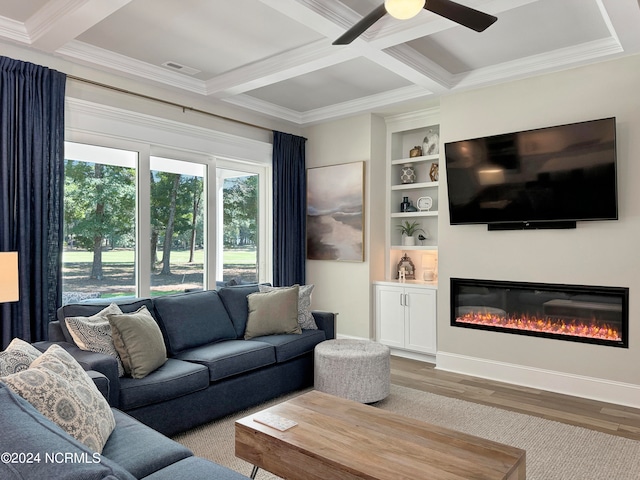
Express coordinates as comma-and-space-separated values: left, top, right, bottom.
244, 286, 301, 340
259, 284, 317, 330
118, 359, 209, 410
152, 290, 237, 355
174, 340, 276, 382
108, 306, 167, 379
102, 409, 192, 479
218, 284, 261, 338
248, 329, 327, 363
1, 344, 116, 453
0, 383, 135, 480
0, 338, 41, 376
65, 303, 126, 377
58, 298, 154, 344
142, 456, 250, 480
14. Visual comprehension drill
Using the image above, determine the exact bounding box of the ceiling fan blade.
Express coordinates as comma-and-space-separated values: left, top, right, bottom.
333, 4, 387, 45
425, 0, 497, 32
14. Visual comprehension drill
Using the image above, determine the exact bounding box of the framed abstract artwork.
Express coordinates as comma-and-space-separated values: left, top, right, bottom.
306, 161, 365, 262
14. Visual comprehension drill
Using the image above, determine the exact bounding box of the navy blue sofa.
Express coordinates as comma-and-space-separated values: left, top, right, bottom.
0, 381, 249, 479
46, 284, 336, 437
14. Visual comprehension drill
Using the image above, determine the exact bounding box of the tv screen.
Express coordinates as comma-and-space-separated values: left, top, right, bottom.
444, 117, 617, 227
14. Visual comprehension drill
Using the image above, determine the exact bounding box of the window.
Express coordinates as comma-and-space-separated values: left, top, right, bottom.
218, 168, 259, 284
63, 143, 137, 300
150, 157, 205, 296
62, 138, 271, 302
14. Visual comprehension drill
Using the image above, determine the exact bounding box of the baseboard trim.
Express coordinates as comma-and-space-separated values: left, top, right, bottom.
436, 352, 640, 409
390, 348, 436, 364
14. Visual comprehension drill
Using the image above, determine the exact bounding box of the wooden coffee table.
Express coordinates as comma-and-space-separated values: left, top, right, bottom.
235, 390, 526, 480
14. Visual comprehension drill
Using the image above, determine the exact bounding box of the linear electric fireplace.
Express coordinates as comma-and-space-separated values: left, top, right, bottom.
451, 278, 629, 348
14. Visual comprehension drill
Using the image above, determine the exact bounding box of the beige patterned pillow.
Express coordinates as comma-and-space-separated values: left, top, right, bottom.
259, 284, 317, 329
65, 303, 125, 376
0, 338, 41, 376
1, 344, 116, 453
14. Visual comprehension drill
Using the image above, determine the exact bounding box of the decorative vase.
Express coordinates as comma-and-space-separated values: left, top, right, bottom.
400, 196, 411, 212
400, 164, 416, 184
403, 235, 415, 246
422, 128, 440, 155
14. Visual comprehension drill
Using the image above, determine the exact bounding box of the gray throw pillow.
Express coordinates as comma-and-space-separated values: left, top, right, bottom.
107, 306, 167, 379
65, 303, 125, 377
258, 284, 317, 329
1, 344, 116, 453
245, 286, 302, 340
0, 338, 41, 376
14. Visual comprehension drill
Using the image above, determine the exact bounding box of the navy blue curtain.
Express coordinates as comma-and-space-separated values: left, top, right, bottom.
0, 56, 66, 348
272, 131, 307, 286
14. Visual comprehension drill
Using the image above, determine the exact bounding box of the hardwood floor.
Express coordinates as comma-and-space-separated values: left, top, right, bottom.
390, 356, 640, 442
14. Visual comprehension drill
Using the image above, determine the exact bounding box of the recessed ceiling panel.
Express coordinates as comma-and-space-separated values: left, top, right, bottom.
245, 57, 412, 112
77, 0, 324, 80
407, 0, 611, 74
0, 0, 49, 22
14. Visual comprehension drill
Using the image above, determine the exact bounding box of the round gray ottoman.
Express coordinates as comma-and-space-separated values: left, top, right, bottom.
314, 339, 390, 403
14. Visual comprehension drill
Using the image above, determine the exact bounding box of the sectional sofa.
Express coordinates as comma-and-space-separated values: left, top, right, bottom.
1, 381, 250, 479
46, 284, 336, 436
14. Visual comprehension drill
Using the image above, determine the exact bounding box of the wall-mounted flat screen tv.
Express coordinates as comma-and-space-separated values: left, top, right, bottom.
444, 117, 617, 229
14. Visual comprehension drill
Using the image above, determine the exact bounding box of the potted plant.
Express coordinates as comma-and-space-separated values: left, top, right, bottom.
397, 220, 425, 246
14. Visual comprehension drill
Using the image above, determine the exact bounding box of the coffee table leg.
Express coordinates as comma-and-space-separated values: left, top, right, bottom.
250, 465, 259, 479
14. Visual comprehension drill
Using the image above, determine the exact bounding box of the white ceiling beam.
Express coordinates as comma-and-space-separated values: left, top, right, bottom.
598, 0, 640, 53
205, 40, 360, 98
27, 0, 133, 52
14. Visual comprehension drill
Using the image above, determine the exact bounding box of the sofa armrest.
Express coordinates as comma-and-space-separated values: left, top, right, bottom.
312, 311, 337, 340
32, 341, 120, 407
86, 370, 110, 401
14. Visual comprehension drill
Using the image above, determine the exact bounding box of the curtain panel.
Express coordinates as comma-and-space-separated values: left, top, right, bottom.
0, 56, 66, 348
272, 131, 307, 286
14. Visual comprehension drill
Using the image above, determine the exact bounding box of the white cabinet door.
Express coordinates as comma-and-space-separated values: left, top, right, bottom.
405, 287, 437, 354
375, 285, 405, 348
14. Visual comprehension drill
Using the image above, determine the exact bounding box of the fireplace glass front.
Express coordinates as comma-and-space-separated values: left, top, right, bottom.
451, 278, 628, 348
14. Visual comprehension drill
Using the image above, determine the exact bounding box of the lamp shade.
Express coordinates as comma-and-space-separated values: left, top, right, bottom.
385, 0, 425, 20
0, 252, 19, 303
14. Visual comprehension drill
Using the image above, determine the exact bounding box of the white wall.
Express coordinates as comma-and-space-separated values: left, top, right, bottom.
437, 54, 640, 403
304, 114, 386, 339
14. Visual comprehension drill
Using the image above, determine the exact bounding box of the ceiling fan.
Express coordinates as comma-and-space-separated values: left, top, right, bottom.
333, 0, 497, 45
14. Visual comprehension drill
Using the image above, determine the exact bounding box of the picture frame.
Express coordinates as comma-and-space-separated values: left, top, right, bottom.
306, 161, 365, 262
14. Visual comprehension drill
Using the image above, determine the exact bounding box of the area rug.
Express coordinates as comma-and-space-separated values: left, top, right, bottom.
173, 385, 640, 479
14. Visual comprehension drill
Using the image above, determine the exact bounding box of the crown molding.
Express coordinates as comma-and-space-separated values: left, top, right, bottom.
301, 85, 434, 125
223, 95, 304, 125
0, 16, 29, 44
26, 0, 86, 44
57, 40, 208, 95
453, 37, 624, 90
227, 84, 434, 126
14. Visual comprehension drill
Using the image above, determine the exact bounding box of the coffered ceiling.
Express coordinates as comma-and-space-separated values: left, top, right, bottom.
1, 0, 639, 126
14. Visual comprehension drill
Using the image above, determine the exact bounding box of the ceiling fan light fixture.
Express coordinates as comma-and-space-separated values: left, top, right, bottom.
384, 0, 426, 20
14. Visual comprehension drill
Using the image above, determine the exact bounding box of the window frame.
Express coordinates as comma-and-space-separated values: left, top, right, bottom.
65, 103, 272, 297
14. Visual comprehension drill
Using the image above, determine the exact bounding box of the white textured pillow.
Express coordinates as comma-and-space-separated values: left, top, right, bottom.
1, 344, 116, 453
0, 338, 42, 376
259, 284, 317, 330
65, 303, 125, 376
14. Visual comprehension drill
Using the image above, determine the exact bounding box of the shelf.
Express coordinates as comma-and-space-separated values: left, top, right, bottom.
391, 181, 439, 191
391, 211, 438, 218
391, 154, 439, 165
391, 245, 438, 251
